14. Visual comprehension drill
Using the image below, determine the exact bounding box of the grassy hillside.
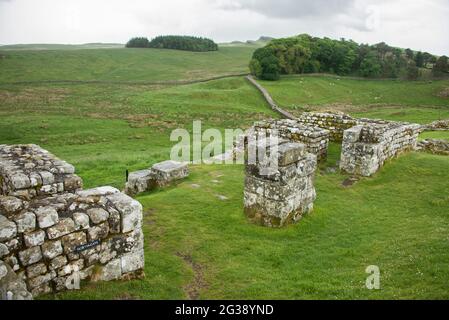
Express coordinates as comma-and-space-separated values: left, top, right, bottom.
0, 45, 260, 83
258, 75, 449, 124
0, 77, 277, 188
1, 43, 448, 300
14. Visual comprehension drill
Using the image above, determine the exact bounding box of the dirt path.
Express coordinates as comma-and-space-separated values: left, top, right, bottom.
176, 252, 207, 300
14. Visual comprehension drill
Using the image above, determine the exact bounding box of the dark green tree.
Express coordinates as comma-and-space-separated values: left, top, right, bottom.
125, 37, 150, 48
433, 56, 448, 76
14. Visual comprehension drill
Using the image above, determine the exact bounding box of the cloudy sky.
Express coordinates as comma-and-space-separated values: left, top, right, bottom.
0, 0, 448, 55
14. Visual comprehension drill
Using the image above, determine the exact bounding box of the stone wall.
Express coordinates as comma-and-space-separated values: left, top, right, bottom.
0, 145, 144, 299
340, 120, 422, 176
253, 119, 330, 161
423, 119, 449, 131
297, 112, 357, 142
0, 144, 83, 200
244, 139, 317, 227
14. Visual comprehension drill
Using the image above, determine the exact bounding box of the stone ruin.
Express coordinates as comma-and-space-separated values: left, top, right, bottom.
339, 120, 422, 176
244, 136, 317, 228
297, 112, 357, 142
243, 113, 425, 227
253, 119, 330, 161
124, 160, 189, 196
0, 144, 144, 299
417, 139, 449, 156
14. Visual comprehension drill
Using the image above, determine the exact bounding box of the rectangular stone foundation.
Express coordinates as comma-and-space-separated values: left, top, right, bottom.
0, 145, 144, 299
340, 120, 422, 176
244, 140, 317, 228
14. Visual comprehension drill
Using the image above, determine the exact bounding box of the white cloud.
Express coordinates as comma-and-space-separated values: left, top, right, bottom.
0, 0, 447, 55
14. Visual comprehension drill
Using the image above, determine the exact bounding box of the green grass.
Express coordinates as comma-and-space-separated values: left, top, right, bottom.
0, 45, 259, 83
0, 77, 277, 188
258, 75, 449, 124
42, 145, 449, 300
419, 131, 449, 141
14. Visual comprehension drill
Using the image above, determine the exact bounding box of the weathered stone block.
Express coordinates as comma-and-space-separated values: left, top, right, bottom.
18, 246, 42, 266
86, 207, 109, 224
107, 193, 142, 233
61, 231, 87, 254
121, 251, 144, 274
0, 215, 17, 242
23, 230, 45, 247
0, 196, 25, 215
49, 255, 68, 271
13, 211, 36, 233
26, 263, 47, 278
72, 212, 89, 230
41, 240, 63, 259
87, 222, 109, 241
47, 218, 76, 239
34, 206, 59, 228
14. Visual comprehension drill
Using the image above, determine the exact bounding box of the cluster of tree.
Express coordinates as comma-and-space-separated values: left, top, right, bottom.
249, 34, 446, 80
125, 35, 218, 52
148, 36, 218, 52
125, 37, 150, 48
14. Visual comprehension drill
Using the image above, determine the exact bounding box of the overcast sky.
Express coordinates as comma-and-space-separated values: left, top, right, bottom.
0, 0, 448, 55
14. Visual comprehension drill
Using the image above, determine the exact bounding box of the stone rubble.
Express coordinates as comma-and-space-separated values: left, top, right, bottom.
124, 160, 189, 196
416, 139, 449, 155
1, 145, 144, 299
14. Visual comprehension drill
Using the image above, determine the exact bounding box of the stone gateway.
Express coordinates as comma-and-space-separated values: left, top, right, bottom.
0, 145, 144, 299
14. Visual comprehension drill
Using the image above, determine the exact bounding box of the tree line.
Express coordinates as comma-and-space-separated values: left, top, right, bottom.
126, 35, 218, 52
250, 34, 448, 80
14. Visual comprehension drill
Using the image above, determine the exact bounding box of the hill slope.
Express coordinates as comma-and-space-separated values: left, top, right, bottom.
0, 45, 260, 83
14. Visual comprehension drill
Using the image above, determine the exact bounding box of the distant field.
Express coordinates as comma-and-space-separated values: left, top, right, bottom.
258, 75, 449, 124
0, 44, 259, 83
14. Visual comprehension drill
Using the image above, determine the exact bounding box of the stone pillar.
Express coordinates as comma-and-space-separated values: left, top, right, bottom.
244, 140, 317, 227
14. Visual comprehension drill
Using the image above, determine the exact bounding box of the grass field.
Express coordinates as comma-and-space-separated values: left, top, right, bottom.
258, 75, 449, 124
1, 45, 449, 300
0, 44, 258, 83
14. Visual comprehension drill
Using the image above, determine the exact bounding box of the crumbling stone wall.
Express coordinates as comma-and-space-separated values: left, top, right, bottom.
340, 120, 422, 176
417, 139, 449, 155
244, 138, 317, 227
253, 119, 330, 161
297, 112, 357, 142
0, 145, 144, 299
